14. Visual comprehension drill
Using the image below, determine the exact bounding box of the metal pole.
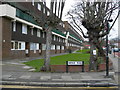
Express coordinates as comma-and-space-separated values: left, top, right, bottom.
106, 22, 109, 76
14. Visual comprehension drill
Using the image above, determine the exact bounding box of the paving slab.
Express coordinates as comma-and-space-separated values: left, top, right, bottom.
81, 75, 93, 79
61, 76, 72, 80
19, 75, 31, 79
40, 76, 51, 80
2, 75, 12, 78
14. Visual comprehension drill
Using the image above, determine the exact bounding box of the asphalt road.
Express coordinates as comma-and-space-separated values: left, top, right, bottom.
1, 87, 118, 90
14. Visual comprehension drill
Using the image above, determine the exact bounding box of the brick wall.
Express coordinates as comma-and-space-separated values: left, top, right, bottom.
2, 17, 12, 60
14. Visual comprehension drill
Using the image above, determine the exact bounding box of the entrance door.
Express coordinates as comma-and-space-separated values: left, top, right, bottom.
25, 42, 30, 57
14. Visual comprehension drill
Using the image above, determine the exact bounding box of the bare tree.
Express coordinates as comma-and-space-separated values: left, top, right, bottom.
68, 0, 119, 71
41, 0, 65, 71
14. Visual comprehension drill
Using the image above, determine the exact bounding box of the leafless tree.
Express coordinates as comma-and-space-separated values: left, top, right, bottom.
68, 0, 119, 71
41, 0, 65, 71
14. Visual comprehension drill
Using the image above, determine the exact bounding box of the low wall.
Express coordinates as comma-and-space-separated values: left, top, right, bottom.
50, 60, 113, 72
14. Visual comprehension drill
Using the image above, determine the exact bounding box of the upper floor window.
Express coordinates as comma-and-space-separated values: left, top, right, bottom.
42, 32, 45, 38
37, 29, 41, 37
32, 0, 34, 6
38, 3, 41, 11
12, 21, 16, 32
22, 24, 27, 34
53, 35, 56, 41
31, 28, 34, 35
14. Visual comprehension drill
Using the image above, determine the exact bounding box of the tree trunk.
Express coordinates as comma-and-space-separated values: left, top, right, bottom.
89, 43, 98, 71
95, 41, 106, 60
41, 26, 52, 71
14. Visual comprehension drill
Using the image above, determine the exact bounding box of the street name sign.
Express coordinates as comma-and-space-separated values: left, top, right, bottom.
67, 61, 83, 65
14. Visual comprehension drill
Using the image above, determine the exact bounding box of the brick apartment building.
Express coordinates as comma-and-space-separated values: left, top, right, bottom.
0, 1, 83, 60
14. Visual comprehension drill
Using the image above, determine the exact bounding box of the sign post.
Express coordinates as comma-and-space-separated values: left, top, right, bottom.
66, 61, 84, 73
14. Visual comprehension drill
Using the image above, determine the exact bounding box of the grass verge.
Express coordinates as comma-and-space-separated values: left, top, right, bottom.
24, 52, 90, 72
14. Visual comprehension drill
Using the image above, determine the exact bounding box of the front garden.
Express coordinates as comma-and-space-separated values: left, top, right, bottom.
24, 49, 90, 72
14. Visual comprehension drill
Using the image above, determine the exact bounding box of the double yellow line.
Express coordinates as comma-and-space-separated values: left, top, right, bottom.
0, 85, 118, 89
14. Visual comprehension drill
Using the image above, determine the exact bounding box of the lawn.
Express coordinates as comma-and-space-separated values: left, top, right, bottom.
76, 49, 90, 53
24, 51, 90, 72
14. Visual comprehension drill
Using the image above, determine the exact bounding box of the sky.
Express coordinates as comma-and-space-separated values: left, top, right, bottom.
46, 0, 119, 40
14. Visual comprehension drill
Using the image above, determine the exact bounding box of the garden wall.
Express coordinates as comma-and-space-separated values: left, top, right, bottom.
50, 59, 113, 72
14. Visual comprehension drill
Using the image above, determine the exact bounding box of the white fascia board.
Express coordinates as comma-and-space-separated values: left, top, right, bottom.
52, 32, 65, 39
15, 17, 42, 30
69, 35, 81, 43
0, 4, 16, 19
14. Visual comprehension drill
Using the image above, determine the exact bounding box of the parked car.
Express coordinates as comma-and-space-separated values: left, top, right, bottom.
113, 48, 119, 52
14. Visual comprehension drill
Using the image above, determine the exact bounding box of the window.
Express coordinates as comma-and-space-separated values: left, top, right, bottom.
43, 32, 45, 38
36, 43, 39, 50
32, 0, 34, 6
62, 46, 64, 50
57, 45, 60, 50
37, 29, 40, 37
31, 28, 34, 35
30, 43, 39, 50
12, 21, 16, 32
19, 43, 21, 49
51, 45, 55, 50
11, 41, 25, 50
11, 41, 14, 50
53, 35, 56, 41
15, 42, 18, 49
38, 3, 41, 11
21, 42, 25, 50
22, 24, 27, 34
42, 44, 46, 50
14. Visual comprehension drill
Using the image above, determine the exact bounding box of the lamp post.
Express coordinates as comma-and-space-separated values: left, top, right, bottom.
106, 19, 113, 76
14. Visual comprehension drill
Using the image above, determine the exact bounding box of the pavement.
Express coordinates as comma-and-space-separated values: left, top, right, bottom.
109, 53, 120, 86
0, 53, 119, 87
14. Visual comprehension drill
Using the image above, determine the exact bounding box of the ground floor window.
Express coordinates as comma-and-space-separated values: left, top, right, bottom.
30, 43, 39, 50
62, 46, 64, 50
51, 45, 55, 50
57, 45, 60, 50
11, 41, 25, 50
42, 44, 46, 50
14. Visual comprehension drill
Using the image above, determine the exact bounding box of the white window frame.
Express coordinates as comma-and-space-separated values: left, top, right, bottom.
38, 3, 41, 11
42, 44, 46, 50
37, 29, 41, 37
43, 32, 45, 38
36, 43, 39, 50
31, 28, 34, 35
51, 45, 55, 50
11, 41, 25, 50
62, 46, 64, 50
57, 45, 60, 50
12, 21, 16, 32
53, 35, 56, 41
22, 24, 27, 34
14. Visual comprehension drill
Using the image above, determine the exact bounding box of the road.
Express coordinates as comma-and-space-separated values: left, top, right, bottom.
1, 85, 118, 90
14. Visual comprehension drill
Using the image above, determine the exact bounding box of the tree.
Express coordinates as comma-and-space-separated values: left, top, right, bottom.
40, 0, 65, 71
68, 0, 119, 71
